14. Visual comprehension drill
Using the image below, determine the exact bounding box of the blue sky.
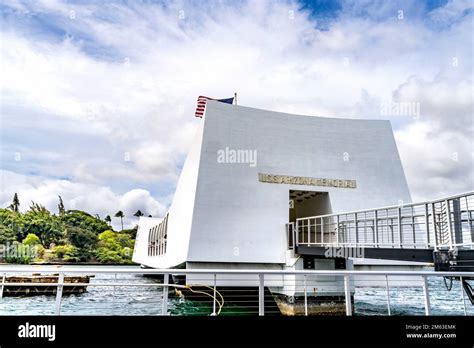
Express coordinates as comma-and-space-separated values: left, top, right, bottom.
1, 0, 473, 228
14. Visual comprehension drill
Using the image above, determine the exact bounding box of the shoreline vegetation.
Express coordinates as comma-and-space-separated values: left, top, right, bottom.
0, 193, 141, 265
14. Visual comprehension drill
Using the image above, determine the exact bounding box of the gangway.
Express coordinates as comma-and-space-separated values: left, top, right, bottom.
286, 191, 474, 304
287, 191, 474, 271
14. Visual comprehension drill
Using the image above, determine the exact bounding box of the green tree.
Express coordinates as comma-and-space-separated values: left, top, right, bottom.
133, 210, 144, 217
66, 226, 98, 261
58, 195, 65, 216
62, 210, 109, 235
29, 201, 48, 214
122, 226, 138, 239
52, 244, 80, 262
95, 230, 134, 264
22, 233, 41, 246
22, 203, 65, 247
9, 193, 20, 213
21, 234, 44, 261
114, 211, 124, 231
5, 242, 34, 264
0, 208, 22, 243
0, 224, 16, 244
104, 215, 112, 226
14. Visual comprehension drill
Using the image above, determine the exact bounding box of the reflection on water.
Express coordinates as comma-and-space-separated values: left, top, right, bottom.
0, 265, 472, 316
355, 277, 474, 316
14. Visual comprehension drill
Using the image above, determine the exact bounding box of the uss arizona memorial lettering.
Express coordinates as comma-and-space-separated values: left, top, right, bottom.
258, 173, 357, 189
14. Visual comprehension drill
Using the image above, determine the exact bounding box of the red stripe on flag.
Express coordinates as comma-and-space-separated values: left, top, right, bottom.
195, 95, 233, 118
195, 96, 215, 118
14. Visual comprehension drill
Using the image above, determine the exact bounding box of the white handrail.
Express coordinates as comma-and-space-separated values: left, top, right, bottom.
296, 191, 474, 221
0, 267, 472, 277
1, 267, 472, 317
294, 191, 474, 251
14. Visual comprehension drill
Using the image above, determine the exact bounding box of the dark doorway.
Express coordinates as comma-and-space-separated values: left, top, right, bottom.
289, 190, 332, 223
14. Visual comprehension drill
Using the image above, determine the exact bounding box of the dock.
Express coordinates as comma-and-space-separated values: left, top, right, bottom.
0, 273, 93, 297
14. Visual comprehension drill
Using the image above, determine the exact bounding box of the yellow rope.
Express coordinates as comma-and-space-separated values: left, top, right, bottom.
203, 285, 225, 315
164, 282, 225, 315
184, 285, 225, 315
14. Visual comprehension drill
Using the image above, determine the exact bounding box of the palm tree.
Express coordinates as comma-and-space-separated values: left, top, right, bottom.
133, 210, 144, 217
114, 211, 124, 231
105, 215, 112, 226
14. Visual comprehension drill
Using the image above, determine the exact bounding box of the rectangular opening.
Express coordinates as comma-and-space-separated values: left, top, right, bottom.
288, 190, 333, 247
289, 190, 332, 222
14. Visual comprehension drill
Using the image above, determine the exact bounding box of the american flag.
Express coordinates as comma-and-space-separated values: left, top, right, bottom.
195, 96, 234, 118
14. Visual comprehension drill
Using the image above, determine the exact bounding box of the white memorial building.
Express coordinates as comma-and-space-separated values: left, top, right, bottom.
133, 101, 412, 274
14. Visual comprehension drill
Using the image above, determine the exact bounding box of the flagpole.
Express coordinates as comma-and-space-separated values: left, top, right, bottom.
234, 92, 237, 105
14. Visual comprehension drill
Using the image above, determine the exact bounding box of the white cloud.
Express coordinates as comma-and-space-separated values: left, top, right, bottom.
393, 75, 473, 130
395, 122, 473, 201
393, 73, 474, 201
0, 170, 166, 229
118, 189, 166, 219
0, 0, 472, 209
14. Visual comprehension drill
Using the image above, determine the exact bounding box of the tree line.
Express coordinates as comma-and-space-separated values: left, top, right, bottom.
0, 193, 150, 264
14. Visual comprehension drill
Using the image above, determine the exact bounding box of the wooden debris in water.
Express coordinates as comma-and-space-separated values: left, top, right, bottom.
1, 274, 94, 297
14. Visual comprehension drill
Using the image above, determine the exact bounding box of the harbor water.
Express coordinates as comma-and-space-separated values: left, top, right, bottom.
0, 265, 472, 316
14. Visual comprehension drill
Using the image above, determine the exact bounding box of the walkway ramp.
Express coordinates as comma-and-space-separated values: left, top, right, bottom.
288, 192, 474, 271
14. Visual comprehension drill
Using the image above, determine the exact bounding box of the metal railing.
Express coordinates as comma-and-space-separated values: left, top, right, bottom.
294, 191, 474, 250
0, 267, 472, 316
